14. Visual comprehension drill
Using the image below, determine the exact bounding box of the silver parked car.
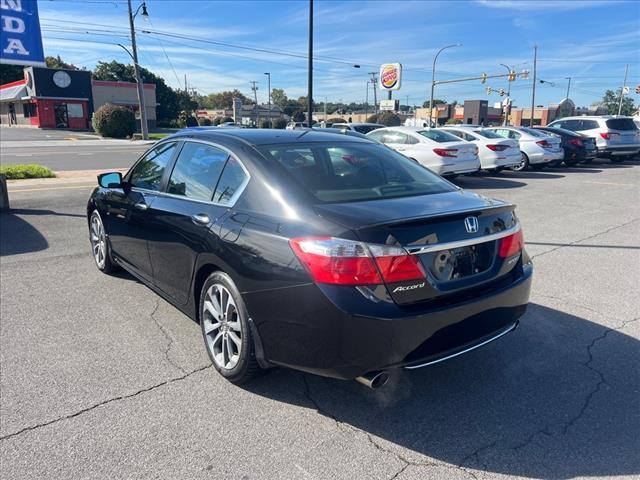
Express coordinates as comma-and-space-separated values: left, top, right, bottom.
331, 122, 385, 134
441, 125, 521, 172
547, 116, 640, 162
485, 126, 564, 171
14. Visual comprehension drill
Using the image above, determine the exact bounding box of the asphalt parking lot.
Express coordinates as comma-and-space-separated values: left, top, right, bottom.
1, 160, 638, 479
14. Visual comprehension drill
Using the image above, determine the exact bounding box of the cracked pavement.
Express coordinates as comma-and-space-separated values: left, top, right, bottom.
1, 159, 639, 479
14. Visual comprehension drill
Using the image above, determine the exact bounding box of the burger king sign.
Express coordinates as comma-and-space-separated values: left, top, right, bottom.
379, 63, 402, 91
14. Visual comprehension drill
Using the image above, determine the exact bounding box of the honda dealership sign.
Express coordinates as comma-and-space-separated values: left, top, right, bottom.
1, 0, 46, 66
379, 63, 402, 91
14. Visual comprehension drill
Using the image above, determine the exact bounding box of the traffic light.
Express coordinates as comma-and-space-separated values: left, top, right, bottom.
481, 73, 487, 84
499, 89, 506, 96
508, 70, 516, 82
636, 84, 640, 94
486, 87, 493, 94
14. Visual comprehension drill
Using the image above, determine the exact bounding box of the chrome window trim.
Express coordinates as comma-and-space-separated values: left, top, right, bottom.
404, 321, 518, 370
405, 223, 520, 255
131, 138, 251, 208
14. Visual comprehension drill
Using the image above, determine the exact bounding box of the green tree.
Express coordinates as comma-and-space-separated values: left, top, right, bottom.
422, 99, 447, 108
0, 64, 24, 83
597, 89, 636, 116
45, 55, 80, 70
270, 88, 288, 109
377, 112, 401, 126
203, 90, 251, 109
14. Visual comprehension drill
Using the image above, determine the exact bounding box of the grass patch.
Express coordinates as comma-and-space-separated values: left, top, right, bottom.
0, 164, 56, 180
148, 133, 168, 140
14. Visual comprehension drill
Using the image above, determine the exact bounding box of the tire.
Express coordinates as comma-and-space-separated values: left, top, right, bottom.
609, 157, 625, 164
199, 272, 260, 384
511, 152, 529, 171
531, 164, 546, 170
89, 210, 118, 274
548, 160, 562, 168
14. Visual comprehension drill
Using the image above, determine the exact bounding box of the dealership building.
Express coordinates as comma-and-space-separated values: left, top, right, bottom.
0, 67, 156, 130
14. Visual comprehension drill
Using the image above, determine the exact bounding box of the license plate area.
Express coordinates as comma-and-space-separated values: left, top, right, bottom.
424, 241, 495, 282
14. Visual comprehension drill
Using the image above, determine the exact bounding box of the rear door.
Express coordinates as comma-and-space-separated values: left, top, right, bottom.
145, 141, 249, 304
103, 141, 179, 281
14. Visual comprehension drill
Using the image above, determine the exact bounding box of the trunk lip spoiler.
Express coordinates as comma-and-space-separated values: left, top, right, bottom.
405, 223, 521, 255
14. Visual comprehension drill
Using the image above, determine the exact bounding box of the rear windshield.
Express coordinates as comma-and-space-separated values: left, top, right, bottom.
473, 129, 503, 139
352, 125, 382, 134
520, 127, 547, 137
257, 142, 456, 203
417, 129, 460, 143
606, 118, 638, 131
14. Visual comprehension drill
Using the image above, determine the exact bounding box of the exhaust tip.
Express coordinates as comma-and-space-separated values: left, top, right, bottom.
355, 370, 390, 389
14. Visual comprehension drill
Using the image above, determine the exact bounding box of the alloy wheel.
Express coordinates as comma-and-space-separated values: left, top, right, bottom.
512, 153, 528, 171
90, 213, 106, 269
202, 284, 243, 370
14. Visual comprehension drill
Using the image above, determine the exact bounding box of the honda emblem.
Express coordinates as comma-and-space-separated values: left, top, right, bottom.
464, 217, 479, 233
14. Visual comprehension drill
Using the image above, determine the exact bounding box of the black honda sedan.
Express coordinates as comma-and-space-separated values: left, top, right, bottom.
87, 129, 532, 388
534, 126, 597, 165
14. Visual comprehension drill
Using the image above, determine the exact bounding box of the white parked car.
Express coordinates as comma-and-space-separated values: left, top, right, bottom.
286, 122, 308, 130
441, 125, 521, 171
547, 116, 640, 162
331, 122, 384, 134
485, 126, 564, 170
366, 126, 480, 177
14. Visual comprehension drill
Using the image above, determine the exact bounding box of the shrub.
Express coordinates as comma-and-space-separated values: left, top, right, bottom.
446, 118, 462, 125
92, 103, 136, 138
291, 110, 306, 122
212, 117, 223, 126
326, 117, 345, 124
376, 112, 401, 126
271, 118, 287, 129
184, 116, 198, 127
366, 114, 379, 123
197, 117, 212, 126
259, 119, 272, 129
0, 164, 56, 180
221, 116, 234, 123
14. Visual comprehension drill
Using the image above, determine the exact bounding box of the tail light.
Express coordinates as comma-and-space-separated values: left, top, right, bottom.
536, 140, 552, 148
600, 132, 610, 140
486, 144, 509, 151
433, 148, 458, 157
289, 237, 425, 285
499, 229, 524, 258
569, 138, 583, 147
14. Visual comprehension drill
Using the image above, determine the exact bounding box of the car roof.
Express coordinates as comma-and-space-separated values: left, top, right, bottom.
334, 122, 383, 127
167, 128, 372, 146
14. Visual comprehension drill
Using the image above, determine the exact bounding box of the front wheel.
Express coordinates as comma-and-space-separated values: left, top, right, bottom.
511, 152, 529, 171
89, 210, 117, 274
200, 272, 260, 384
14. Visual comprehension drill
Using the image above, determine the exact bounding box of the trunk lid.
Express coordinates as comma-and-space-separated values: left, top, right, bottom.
314, 191, 522, 305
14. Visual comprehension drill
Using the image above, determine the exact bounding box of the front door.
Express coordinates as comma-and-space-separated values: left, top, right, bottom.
103, 141, 179, 281
145, 141, 241, 304
54, 103, 68, 128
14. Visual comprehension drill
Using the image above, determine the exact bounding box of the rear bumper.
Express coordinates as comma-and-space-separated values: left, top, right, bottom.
597, 144, 640, 156
481, 152, 521, 169
245, 262, 532, 380
526, 148, 563, 164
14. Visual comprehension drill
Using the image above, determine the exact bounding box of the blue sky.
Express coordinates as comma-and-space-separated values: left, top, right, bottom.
38, 0, 640, 108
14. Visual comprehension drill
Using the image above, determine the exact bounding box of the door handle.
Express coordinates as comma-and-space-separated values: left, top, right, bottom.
191, 213, 211, 226
133, 201, 148, 211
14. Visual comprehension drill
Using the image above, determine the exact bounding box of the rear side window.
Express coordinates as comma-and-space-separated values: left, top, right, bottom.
577, 120, 599, 131
606, 118, 638, 131
258, 142, 455, 203
382, 132, 410, 144
213, 158, 248, 205
167, 142, 228, 201
129, 142, 177, 191
366, 130, 385, 142
417, 129, 459, 143
474, 129, 502, 139
521, 127, 546, 138
352, 125, 381, 134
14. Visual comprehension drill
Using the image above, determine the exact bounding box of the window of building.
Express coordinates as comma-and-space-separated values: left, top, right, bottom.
167, 142, 229, 201
22, 103, 37, 118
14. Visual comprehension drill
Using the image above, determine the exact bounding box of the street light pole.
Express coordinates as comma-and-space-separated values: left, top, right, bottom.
264, 72, 271, 127
617, 64, 628, 116
307, 0, 313, 127
565, 77, 571, 99
500, 63, 511, 126
127, 0, 149, 140
529, 44, 537, 127
368, 72, 378, 116
430, 44, 460, 127
365, 81, 369, 118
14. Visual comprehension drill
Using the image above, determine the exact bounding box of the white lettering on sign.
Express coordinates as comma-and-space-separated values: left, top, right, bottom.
2, 37, 28, 55
0, 0, 22, 12
2, 15, 24, 32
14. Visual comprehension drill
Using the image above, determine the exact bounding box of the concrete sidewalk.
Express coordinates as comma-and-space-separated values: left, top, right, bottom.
1, 139, 156, 149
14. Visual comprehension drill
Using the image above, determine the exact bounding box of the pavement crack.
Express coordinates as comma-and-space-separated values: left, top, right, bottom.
530, 217, 640, 260
0, 365, 211, 442
149, 298, 187, 374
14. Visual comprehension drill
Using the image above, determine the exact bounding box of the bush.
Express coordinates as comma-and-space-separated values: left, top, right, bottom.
212, 117, 223, 126
92, 103, 136, 138
184, 116, 198, 127
291, 110, 306, 122
326, 117, 345, 124
221, 116, 234, 123
197, 117, 212, 126
366, 114, 379, 123
259, 119, 272, 129
0, 164, 56, 180
376, 112, 401, 126
446, 118, 462, 125
271, 118, 287, 129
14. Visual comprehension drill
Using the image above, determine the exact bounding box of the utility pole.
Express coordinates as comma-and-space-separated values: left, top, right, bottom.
184, 74, 187, 93
127, 0, 149, 139
617, 64, 629, 116
307, 0, 313, 127
499, 64, 512, 126
430, 44, 460, 127
565, 77, 571, 99
529, 44, 537, 127
324, 96, 327, 122
365, 82, 369, 118
368, 72, 378, 115
250, 81, 259, 126
264, 72, 271, 127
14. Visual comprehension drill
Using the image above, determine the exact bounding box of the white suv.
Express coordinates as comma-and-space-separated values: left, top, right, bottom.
547, 116, 640, 162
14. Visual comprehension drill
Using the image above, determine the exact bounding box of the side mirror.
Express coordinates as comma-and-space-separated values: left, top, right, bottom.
98, 172, 123, 189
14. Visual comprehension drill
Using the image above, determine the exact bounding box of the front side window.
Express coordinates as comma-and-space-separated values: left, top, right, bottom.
578, 120, 599, 131
520, 127, 546, 138
129, 142, 177, 191
167, 142, 229, 201
258, 142, 456, 203
366, 130, 386, 142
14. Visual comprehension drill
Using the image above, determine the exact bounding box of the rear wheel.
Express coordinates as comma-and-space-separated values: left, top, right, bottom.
531, 164, 547, 170
609, 156, 628, 164
89, 210, 117, 274
200, 272, 260, 384
511, 152, 529, 171
563, 149, 579, 166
